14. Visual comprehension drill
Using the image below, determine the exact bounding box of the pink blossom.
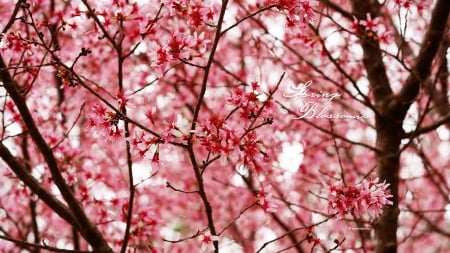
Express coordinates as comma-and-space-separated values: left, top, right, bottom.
145, 108, 157, 125
266, 0, 318, 31
0, 0, 444, 252
359, 13, 381, 32
350, 16, 361, 32
116, 91, 128, 111
256, 185, 277, 213
86, 104, 124, 141
326, 178, 393, 219
0, 33, 10, 49
199, 232, 219, 252
151, 145, 160, 170
161, 114, 179, 143
129, 130, 150, 161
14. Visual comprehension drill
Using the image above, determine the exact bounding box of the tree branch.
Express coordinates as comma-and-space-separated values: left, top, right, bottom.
0, 234, 93, 253
398, 0, 450, 108
0, 54, 113, 252
351, 0, 392, 111
1, 0, 26, 34
404, 113, 450, 138
0, 142, 78, 227
186, 1, 230, 252
319, 0, 353, 19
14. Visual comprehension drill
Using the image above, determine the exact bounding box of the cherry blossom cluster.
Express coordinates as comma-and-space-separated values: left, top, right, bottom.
351, 13, 391, 43
0, 32, 13, 50
4, 100, 21, 125
0, 0, 445, 252
256, 184, 277, 213
167, 0, 216, 28
85, 92, 133, 142
128, 130, 162, 170
265, 0, 317, 30
196, 114, 239, 156
195, 83, 276, 172
150, 31, 210, 75
227, 82, 277, 121
127, 209, 159, 244
195, 117, 267, 171
393, 0, 429, 11
326, 178, 393, 219
86, 103, 123, 141
66, 0, 154, 41
0, 30, 38, 55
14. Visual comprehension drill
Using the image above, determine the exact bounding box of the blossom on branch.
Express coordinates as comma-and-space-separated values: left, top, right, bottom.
326, 178, 393, 219
265, 0, 318, 31
86, 103, 123, 141
256, 184, 277, 213
359, 13, 381, 32
199, 232, 219, 252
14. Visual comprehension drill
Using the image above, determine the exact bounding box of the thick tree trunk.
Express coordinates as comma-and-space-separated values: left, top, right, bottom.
350, 0, 449, 252
373, 119, 402, 253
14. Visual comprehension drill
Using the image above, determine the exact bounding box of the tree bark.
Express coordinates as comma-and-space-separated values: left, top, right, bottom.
373, 120, 402, 253
350, 0, 449, 252
0, 54, 114, 253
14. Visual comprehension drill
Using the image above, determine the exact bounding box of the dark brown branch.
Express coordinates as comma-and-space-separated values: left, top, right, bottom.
0, 142, 78, 227
241, 175, 305, 253
380, 4, 449, 129
186, 1, 230, 252
0, 55, 113, 252
398, 0, 450, 109
21, 136, 41, 253
406, 205, 450, 238
350, 2, 399, 253
351, 1, 392, 112
0, 234, 93, 253
1, 0, 26, 34
117, 19, 136, 253
427, 33, 450, 129
220, 4, 275, 36
404, 113, 450, 137
318, 0, 353, 19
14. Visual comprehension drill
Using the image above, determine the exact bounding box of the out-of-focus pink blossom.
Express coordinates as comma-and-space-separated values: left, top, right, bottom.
359, 13, 381, 32
256, 185, 277, 213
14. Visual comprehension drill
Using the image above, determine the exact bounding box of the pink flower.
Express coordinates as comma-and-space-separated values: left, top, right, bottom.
106, 127, 123, 142
129, 130, 149, 161
350, 16, 361, 32
145, 108, 157, 125
151, 145, 160, 170
86, 104, 125, 142
359, 13, 381, 32
256, 185, 277, 213
326, 178, 393, 219
199, 232, 219, 252
168, 32, 188, 59
116, 91, 128, 111
161, 115, 179, 143
267, 0, 317, 31
378, 27, 392, 44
